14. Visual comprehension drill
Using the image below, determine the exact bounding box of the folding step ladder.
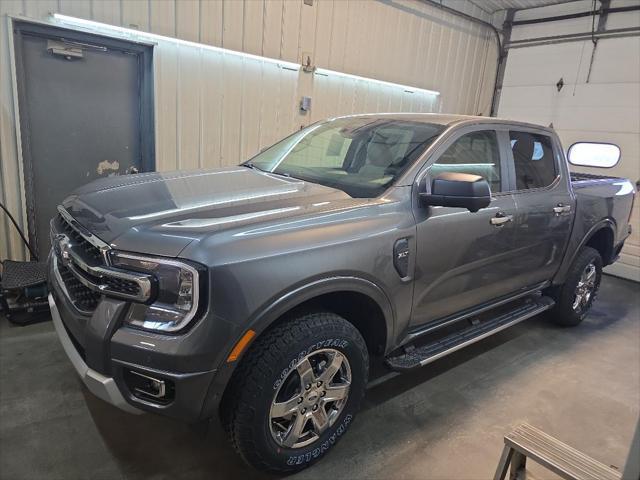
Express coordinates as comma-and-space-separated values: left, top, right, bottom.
494, 423, 622, 480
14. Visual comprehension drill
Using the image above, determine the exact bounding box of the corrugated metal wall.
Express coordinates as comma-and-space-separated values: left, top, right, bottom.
0, 0, 499, 260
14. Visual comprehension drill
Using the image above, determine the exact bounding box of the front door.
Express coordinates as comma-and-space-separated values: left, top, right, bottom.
411, 127, 521, 327
13, 22, 154, 260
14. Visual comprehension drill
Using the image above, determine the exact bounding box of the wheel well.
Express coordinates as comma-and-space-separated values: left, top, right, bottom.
277, 291, 388, 357
585, 227, 614, 265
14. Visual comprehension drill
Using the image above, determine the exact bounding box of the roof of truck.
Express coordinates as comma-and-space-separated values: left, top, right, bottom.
330, 113, 554, 132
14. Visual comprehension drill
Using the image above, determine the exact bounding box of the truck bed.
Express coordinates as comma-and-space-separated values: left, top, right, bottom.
564, 172, 635, 269
570, 171, 627, 185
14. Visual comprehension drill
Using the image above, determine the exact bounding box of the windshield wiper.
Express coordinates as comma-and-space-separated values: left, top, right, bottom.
244, 162, 293, 179
242, 161, 262, 171
268, 170, 291, 178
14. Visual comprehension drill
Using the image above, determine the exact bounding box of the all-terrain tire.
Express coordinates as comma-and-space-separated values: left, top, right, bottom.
548, 246, 602, 327
220, 312, 369, 473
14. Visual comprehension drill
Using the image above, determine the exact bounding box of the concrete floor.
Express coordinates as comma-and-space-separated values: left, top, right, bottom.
1, 275, 638, 480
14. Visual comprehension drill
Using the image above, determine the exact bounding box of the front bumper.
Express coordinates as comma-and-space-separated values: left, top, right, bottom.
47, 209, 236, 422
48, 294, 141, 415
49, 263, 221, 422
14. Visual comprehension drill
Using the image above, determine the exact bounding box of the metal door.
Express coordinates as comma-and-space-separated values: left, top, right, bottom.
13, 22, 154, 260
506, 129, 574, 290
410, 126, 522, 328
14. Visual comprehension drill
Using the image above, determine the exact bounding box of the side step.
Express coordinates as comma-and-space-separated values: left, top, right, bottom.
385, 296, 555, 372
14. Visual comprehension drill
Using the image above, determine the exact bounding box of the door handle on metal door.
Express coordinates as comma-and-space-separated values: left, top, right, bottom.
553, 204, 571, 215
490, 212, 513, 226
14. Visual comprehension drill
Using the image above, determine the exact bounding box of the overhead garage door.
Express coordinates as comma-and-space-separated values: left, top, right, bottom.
497, 10, 640, 282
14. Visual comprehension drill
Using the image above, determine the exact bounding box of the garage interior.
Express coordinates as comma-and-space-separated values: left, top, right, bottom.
0, 0, 639, 479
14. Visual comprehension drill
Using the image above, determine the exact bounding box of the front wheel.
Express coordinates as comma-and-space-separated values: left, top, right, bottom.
549, 246, 602, 327
221, 312, 369, 473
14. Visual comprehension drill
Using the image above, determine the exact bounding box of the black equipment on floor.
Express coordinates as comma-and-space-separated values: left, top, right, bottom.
0, 201, 50, 325
0, 260, 50, 325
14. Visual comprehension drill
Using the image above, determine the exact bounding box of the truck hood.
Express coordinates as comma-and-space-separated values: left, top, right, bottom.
61, 167, 357, 257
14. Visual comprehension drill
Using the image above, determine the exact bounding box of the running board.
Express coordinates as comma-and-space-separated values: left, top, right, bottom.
385, 296, 555, 372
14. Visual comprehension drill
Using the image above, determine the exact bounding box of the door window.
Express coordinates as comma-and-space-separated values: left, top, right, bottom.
431, 130, 502, 193
509, 131, 557, 190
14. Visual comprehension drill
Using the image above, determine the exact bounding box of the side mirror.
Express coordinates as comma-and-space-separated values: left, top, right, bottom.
420, 172, 491, 213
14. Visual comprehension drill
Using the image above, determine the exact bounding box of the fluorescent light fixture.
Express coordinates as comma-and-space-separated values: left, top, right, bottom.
315, 67, 439, 96
52, 13, 300, 70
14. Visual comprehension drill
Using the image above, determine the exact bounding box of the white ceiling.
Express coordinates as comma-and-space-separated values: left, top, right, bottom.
468, 0, 584, 14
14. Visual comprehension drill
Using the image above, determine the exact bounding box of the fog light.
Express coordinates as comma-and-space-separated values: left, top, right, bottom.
133, 371, 165, 397
124, 369, 174, 403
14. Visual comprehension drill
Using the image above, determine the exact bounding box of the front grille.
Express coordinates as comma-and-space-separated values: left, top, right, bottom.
51, 209, 151, 311
52, 212, 104, 313
54, 214, 103, 264
57, 261, 101, 312
103, 276, 141, 296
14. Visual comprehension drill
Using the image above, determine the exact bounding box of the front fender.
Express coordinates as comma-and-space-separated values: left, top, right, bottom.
248, 275, 395, 345
199, 275, 395, 419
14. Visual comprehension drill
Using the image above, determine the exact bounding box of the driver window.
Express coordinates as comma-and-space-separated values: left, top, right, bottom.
431, 130, 502, 193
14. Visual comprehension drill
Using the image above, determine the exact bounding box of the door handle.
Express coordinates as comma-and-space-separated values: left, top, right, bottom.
553, 203, 571, 215
490, 212, 513, 226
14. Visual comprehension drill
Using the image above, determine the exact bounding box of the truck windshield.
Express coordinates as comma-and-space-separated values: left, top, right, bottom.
246, 117, 445, 198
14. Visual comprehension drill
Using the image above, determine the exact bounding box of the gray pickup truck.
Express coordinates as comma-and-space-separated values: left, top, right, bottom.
47, 114, 635, 473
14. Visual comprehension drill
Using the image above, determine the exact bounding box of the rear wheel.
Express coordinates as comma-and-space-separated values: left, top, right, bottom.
549, 246, 602, 326
221, 312, 368, 473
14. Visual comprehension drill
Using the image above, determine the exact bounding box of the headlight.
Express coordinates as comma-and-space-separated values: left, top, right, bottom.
109, 251, 203, 333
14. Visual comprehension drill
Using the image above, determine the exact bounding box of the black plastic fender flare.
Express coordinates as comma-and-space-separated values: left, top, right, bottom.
200, 275, 395, 419
553, 218, 617, 286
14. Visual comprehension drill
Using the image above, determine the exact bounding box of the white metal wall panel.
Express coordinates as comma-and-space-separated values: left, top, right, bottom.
121, 0, 149, 31
478, 0, 589, 14
243, 0, 265, 56
1, 0, 27, 261
176, 0, 199, 43
200, 46, 224, 168
0, 0, 498, 261
176, 43, 201, 170
310, 73, 439, 122
222, 0, 244, 52
199, 0, 223, 47
91, 0, 120, 26
58, 0, 90, 19
154, 40, 178, 172
149, 0, 175, 38
23, 0, 56, 18
498, 0, 640, 281
509, 0, 595, 41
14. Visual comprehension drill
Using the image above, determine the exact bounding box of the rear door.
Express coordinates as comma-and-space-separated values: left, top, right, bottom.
507, 129, 574, 289
410, 125, 521, 327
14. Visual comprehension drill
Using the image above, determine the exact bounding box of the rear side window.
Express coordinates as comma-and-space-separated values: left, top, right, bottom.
509, 131, 557, 190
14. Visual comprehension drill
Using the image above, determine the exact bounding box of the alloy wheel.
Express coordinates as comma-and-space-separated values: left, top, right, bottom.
269, 348, 351, 449
572, 262, 597, 313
